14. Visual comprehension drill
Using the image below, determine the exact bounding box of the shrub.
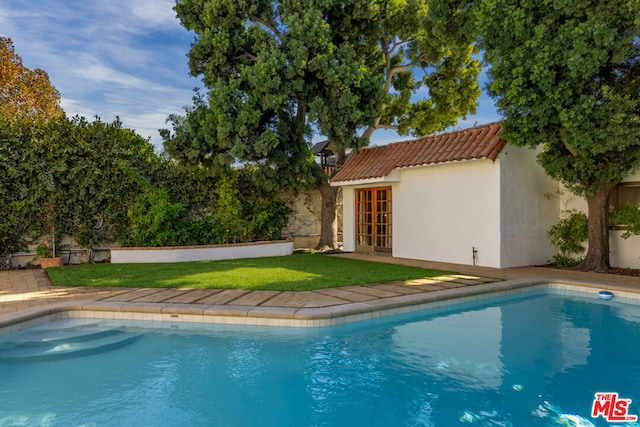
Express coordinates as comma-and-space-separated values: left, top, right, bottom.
612, 203, 640, 239
1, 116, 293, 255
548, 210, 588, 265
213, 174, 245, 243
127, 188, 189, 247
184, 214, 219, 245
246, 200, 292, 241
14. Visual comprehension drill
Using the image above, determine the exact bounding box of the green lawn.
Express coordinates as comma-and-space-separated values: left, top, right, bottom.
46, 253, 451, 292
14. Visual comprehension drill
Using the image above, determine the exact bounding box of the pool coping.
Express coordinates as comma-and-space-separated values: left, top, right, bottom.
1, 277, 636, 334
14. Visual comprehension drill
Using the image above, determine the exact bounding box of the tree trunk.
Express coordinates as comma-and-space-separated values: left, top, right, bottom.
579, 181, 618, 272
315, 143, 347, 251
316, 179, 338, 250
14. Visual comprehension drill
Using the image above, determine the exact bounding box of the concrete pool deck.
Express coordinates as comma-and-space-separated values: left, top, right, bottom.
1, 252, 640, 330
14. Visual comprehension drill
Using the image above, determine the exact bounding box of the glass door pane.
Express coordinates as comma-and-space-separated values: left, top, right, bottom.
356, 189, 373, 251
356, 187, 391, 253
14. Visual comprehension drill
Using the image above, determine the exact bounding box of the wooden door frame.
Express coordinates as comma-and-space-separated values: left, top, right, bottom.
355, 187, 392, 253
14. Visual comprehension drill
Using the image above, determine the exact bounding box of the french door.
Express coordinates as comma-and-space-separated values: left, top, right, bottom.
355, 187, 392, 253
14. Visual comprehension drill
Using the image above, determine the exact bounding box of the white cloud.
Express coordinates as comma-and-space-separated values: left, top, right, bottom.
130, 0, 180, 27
74, 59, 149, 88
59, 98, 99, 120
123, 111, 176, 145
1, 0, 197, 149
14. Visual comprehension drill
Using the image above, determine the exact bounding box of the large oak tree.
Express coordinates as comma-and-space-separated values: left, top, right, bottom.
319, 0, 481, 249
169, 0, 480, 249
478, 0, 640, 271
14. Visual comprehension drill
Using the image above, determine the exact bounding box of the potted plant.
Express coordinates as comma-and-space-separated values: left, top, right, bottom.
37, 196, 64, 269
37, 243, 63, 269
34, 130, 66, 269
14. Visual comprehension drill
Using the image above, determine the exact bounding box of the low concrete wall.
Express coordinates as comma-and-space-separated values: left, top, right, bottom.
6, 248, 111, 268
110, 239, 294, 264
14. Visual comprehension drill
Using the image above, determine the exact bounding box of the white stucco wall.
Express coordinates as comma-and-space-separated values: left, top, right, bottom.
337, 151, 638, 269
498, 145, 559, 267
342, 187, 356, 253
110, 240, 294, 263
339, 158, 542, 268
392, 160, 502, 267
610, 230, 640, 268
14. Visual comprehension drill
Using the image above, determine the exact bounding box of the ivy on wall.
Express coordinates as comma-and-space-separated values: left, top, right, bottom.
0, 115, 293, 263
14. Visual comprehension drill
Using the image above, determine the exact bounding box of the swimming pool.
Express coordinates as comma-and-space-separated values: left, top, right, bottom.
1, 289, 639, 426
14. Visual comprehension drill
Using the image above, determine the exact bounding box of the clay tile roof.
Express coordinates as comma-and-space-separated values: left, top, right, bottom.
331, 122, 505, 183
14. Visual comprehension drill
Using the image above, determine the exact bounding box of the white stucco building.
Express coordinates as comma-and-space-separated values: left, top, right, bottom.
331, 122, 640, 269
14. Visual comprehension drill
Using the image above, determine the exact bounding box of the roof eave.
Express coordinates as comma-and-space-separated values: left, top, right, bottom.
331, 157, 499, 186
330, 170, 401, 187
397, 156, 497, 170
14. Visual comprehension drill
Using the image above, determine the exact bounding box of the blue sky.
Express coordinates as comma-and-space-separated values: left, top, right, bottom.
1, 1, 500, 150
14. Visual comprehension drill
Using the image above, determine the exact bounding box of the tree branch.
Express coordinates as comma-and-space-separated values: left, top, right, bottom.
389, 38, 409, 55
388, 63, 413, 82
248, 14, 281, 39
361, 118, 398, 140
236, 52, 257, 62
376, 124, 399, 131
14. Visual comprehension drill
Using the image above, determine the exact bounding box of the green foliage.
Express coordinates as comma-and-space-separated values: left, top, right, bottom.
549, 255, 582, 268
613, 203, 640, 239
167, 0, 481, 248
548, 211, 588, 264
245, 200, 292, 242
36, 244, 52, 258
478, 0, 640, 198
478, 0, 640, 270
168, 0, 481, 168
160, 91, 235, 180
184, 214, 218, 245
1, 112, 293, 257
125, 171, 293, 247
39, 116, 176, 250
361, 0, 481, 140
0, 194, 30, 256
127, 187, 189, 247
170, 0, 353, 193
0, 115, 202, 254
47, 117, 158, 248
213, 173, 245, 244
0, 117, 45, 255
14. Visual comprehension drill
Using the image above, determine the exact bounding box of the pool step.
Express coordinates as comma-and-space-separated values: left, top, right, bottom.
0, 325, 142, 360
15, 326, 126, 344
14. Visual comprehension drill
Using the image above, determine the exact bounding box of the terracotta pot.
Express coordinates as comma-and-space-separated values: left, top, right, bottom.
41, 256, 63, 269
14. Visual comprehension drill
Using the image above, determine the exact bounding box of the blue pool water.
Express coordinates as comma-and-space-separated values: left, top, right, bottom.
1, 290, 640, 426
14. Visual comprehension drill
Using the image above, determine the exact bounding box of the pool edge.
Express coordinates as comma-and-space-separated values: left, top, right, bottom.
0, 277, 635, 334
